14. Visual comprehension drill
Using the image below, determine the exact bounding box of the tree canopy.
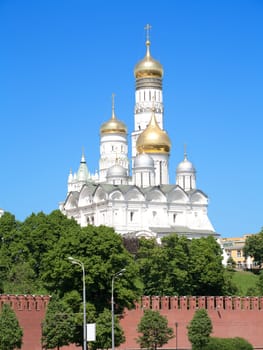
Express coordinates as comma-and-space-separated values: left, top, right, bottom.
0, 303, 23, 350
90, 308, 125, 350
42, 294, 75, 350
187, 309, 212, 350
136, 309, 174, 350
136, 234, 233, 296
243, 229, 263, 265
0, 210, 250, 347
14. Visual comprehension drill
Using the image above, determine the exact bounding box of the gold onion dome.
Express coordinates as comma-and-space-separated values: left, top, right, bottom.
134, 40, 163, 79
100, 95, 127, 135
136, 110, 171, 154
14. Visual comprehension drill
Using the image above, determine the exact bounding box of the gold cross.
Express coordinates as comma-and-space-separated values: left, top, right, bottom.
112, 93, 116, 118
144, 24, 152, 42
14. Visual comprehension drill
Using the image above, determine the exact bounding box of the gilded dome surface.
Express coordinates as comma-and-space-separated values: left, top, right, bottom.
136, 112, 171, 154
134, 40, 163, 79
100, 108, 127, 135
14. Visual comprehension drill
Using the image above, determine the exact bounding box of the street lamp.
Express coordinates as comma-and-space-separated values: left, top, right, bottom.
111, 269, 126, 350
175, 322, 178, 350
68, 257, 87, 350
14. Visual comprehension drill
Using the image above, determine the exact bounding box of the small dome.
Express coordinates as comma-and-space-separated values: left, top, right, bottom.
134, 153, 154, 169
136, 111, 171, 154
100, 96, 127, 135
134, 40, 163, 79
177, 153, 196, 173
100, 113, 127, 135
107, 164, 127, 178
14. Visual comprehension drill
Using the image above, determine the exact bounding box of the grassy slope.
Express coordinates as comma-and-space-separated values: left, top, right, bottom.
232, 270, 259, 296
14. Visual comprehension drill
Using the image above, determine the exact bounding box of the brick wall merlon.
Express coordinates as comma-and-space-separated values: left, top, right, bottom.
137, 296, 263, 311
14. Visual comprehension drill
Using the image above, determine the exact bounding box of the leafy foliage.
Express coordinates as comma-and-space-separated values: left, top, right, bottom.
0, 303, 23, 350
136, 234, 231, 296
90, 308, 125, 350
136, 309, 174, 350
188, 236, 225, 295
42, 294, 75, 349
205, 336, 253, 350
0, 210, 259, 349
187, 309, 212, 350
243, 229, 263, 265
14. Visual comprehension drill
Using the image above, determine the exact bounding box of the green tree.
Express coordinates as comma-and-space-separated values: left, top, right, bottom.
137, 309, 174, 350
42, 294, 75, 350
0, 303, 23, 350
257, 270, 263, 294
0, 210, 81, 295
0, 212, 20, 292
3, 262, 36, 294
187, 309, 212, 350
137, 238, 169, 295
137, 235, 192, 296
243, 229, 263, 266
189, 237, 225, 295
161, 234, 192, 295
41, 224, 141, 314
90, 308, 125, 350
206, 336, 253, 350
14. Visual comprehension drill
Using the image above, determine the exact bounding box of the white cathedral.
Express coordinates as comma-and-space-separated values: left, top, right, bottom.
60, 28, 217, 240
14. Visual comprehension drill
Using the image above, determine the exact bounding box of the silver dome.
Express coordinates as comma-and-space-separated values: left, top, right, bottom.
134, 153, 154, 169
176, 154, 196, 173
107, 164, 127, 178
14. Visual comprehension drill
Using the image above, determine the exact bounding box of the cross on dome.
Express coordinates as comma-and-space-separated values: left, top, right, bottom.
144, 24, 152, 43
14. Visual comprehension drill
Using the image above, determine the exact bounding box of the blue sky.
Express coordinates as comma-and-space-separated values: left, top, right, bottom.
0, 0, 262, 237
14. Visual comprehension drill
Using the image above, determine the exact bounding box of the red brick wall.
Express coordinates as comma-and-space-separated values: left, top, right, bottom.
1, 295, 263, 350
0, 294, 50, 350
119, 296, 263, 349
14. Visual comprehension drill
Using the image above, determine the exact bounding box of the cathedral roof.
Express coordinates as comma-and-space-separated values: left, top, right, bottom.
150, 226, 218, 236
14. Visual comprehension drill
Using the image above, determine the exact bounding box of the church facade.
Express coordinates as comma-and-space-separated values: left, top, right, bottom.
60, 28, 216, 240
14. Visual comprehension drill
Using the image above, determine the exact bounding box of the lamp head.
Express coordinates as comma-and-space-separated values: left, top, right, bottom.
68, 256, 79, 265
116, 268, 126, 277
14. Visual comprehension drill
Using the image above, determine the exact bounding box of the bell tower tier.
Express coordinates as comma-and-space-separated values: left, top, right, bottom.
99, 95, 129, 182
131, 25, 164, 167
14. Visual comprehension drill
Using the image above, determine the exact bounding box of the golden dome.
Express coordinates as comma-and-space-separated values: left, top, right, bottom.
136, 111, 171, 154
100, 95, 127, 135
134, 40, 163, 79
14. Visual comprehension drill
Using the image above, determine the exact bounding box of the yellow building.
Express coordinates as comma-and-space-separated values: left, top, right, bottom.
221, 234, 255, 269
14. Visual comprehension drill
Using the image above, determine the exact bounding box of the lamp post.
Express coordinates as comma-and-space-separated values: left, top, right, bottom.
111, 269, 126, 350
175, 322, 178, 350
68, 257, 87, 350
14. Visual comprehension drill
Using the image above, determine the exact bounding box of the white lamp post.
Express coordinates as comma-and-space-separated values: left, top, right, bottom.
68, 257, 87, 350
111, 269, 126, 350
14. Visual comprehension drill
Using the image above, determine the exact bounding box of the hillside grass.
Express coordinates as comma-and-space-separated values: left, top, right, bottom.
232, 270, 259, 296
